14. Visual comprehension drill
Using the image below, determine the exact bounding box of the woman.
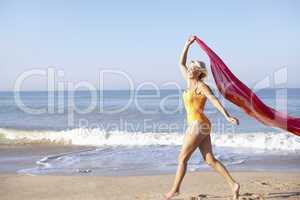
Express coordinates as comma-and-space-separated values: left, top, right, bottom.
163, 36, 240, 200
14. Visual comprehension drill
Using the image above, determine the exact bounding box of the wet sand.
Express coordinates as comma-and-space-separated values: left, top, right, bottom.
1, 144, 300, 200
0, 144, 94, 174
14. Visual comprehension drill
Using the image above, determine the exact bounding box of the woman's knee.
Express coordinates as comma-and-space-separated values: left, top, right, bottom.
205, 155, 217, 166
177, 154, 190, 165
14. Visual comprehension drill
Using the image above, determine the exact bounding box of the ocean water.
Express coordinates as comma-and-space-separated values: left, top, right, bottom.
0, 89, 300, 175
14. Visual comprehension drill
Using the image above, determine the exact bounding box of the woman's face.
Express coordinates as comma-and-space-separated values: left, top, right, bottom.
187, 63, 201, 79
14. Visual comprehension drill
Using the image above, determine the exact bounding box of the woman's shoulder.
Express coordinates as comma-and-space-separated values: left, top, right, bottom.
197, 80, 209, 90
196, 81, 213, 95
197, 81, 215, 97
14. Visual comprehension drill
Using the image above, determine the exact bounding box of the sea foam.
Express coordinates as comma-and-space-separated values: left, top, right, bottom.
0, 128, 299, 151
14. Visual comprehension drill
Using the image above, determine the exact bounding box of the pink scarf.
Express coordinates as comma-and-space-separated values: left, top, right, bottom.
195, 37, 300, 136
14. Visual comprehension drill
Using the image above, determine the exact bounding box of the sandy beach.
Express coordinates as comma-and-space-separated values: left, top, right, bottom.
1, 144, 300, 200
1, 171, 300, 200
1, 0, 300, 199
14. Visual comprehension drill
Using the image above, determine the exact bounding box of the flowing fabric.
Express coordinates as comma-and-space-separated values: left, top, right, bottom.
195, 37, 300, 136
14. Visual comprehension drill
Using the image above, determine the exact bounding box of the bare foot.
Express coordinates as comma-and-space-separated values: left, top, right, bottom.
163, 190, 180, 200
231, 182, 240, 200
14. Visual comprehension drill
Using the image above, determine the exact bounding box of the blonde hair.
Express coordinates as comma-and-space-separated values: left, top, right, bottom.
190, 60, 208, 81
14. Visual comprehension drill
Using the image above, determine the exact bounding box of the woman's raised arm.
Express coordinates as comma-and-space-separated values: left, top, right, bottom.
179, 36, 196, 80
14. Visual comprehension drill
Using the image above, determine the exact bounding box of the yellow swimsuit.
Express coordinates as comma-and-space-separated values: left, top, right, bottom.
182, 86, 211, 131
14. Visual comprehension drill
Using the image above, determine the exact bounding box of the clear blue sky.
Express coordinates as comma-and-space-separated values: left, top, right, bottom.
0, 0, 299, 90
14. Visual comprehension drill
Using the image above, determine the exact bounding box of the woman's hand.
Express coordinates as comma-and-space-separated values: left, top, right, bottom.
226, 115, 239, 125
186, 35, 196, 46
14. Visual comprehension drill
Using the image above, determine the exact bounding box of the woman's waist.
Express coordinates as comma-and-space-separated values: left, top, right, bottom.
185, 109, 206, 117
186, 112, 210, 124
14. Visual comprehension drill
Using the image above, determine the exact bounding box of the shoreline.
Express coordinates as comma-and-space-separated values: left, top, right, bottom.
1, 171, 300, 200
0, 144, 95, 174
1, 144, 300, 176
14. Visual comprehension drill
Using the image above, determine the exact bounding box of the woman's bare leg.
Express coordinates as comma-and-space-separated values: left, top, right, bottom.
199, 136, 240, 200
163, 123, 208, 200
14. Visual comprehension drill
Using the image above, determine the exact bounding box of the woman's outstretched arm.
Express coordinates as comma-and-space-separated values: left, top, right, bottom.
179, 36, 195, 80
198, 82, 239, 125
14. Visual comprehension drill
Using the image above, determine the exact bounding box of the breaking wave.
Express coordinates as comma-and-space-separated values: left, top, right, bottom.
1, 128, 300, 151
